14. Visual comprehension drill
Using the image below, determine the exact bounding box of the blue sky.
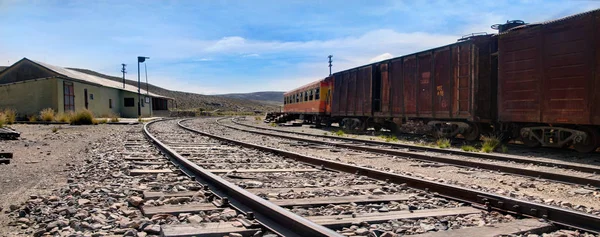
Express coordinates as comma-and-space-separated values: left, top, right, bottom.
1, 0, 598, 94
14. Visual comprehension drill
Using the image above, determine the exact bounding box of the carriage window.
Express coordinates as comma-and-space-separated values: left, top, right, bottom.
315, 88, 320, 100
304, 91, 308, 101
296, 94, 299, 103
309, 90, 313, 101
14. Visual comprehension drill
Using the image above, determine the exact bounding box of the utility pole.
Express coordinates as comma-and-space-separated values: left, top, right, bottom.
121, 64, 127, 89
137, 56, 149, 117
328, 55, 333, 76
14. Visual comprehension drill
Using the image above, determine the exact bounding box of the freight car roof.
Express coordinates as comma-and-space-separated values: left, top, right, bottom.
499, 8, 600, 35
331, 34, 494, 77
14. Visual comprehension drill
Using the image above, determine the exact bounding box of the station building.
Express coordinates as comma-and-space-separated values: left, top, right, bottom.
0, 58, 170, 118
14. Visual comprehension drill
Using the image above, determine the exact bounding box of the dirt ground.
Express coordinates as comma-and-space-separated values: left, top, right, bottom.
0, 124, 129, 235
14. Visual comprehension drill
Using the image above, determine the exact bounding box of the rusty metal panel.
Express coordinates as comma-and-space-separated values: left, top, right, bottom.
433, 48, 452, 117
380, 63, 391, 114
403, 57, 418, 115
541, 13, 593, 124
595, 13, 600, 125
390, 59, 404, 116
358, 66, 373, 116
331, 74, 342, 116
347, 71, 357, 116
456, 43, 474, 116
499, 10, 600, 125
417, 53, 433, 115
498, 27, 542, 122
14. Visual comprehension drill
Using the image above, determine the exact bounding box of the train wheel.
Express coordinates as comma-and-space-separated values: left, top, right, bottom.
573, 126, 600, 153
462, 123, 481, 141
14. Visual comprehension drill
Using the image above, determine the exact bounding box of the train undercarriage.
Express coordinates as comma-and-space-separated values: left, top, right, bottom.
266, 112, 600, 153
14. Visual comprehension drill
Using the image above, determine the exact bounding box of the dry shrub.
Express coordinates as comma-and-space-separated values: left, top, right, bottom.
56, 112, 71, 123
3, 109, 16, 124
481, 135, 502, 153
70, 110, 95, 125
28, 115, 37, 122
40, 108, 56, 122
109, 113, 120, 122
0, 113, 6, 128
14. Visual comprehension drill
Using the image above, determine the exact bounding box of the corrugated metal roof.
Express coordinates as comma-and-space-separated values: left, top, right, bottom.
30, 59, 168, 99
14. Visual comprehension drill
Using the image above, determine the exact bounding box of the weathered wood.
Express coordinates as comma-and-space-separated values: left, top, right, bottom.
143, 184, 380, 200
269, 194, 413, 206
208, 168, 320, 173
133, 161, 166, 165
194, 162, 282, 166
123, 157, 162, 161
170, 146, 237, 150
412, 219, 554, 237
309, 207, 481, 228
161, 223, 259, 237
129, 169, 173, 175
141, 203, 222, 217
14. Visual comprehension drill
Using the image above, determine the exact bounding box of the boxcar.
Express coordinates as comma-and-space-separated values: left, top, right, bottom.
497, 9, 600, 152
330, 34, 497, 139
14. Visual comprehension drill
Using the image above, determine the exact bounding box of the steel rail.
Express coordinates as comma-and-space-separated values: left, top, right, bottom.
179, 118, 600, 234
224, 118, 600, 187
232, 119, 600, 175
143, 119, 341, 237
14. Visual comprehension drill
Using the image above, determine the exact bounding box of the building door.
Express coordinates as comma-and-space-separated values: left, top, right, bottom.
84, 89, 89, 109
64, 82, 75, 112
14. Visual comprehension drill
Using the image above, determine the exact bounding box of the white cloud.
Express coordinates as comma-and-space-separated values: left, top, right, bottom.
369, 53, 393, 63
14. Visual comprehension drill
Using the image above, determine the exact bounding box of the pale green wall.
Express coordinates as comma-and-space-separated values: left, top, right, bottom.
56, 78, 121, 116
119, 91, 153, 118
0, 78, 58, 117
0, 77, 158, 119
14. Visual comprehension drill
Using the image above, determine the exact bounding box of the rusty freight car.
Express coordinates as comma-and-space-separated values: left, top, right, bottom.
497, 9, 600, 152
331, 34, 497, 140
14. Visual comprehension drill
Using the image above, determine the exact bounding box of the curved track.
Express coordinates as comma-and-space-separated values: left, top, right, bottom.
226, 118, 600, 188
143, 117, 600, 236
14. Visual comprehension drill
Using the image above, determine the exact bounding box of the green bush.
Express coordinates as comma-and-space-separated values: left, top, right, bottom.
481, 135, 501, 153
40, 108, 56, 122
379, 135, 399, 143
335, 130, 346, 136
461, 145, 477, 152
70, 110, 95, 125
3, 109, 16, 124
436, 138, 451, 149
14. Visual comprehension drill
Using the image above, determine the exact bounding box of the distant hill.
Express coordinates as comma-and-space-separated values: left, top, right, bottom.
216, 91, 284, 104
66, 68, 279, 112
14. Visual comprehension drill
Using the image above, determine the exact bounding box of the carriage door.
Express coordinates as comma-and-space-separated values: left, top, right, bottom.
84, 89, 89, 109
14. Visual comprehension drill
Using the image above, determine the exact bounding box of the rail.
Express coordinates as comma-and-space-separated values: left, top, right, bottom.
143, 119, 341, 237
179, 117, 600, 234
232, 118, 600, 175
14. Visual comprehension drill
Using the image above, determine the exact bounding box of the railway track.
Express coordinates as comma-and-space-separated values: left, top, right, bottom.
138, 118, 600, 236
227, 117, 600, 187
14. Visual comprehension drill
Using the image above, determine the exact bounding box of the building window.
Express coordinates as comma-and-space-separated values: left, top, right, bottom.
63, 82, 75, 111
315, 88, 320, 100
124, 98, 135, 107
109, 99, 113, 108
90, 94, 94, 100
